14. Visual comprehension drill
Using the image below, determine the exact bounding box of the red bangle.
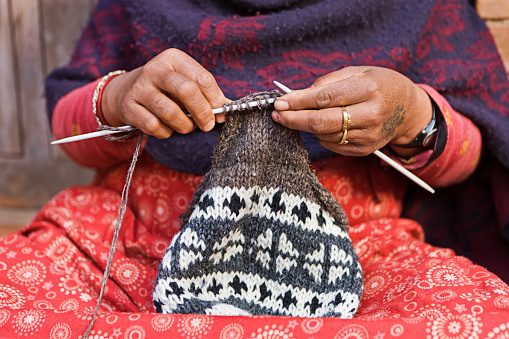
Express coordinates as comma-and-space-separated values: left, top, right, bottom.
92, 70, 126, 126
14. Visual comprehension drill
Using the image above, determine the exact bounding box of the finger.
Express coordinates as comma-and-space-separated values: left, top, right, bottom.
157, 71, 216, 132
317, 121, 391, 157
274, 74, 372, 111
215, 113, 226, 123
318, 137, 374, 157
312, 66, 372, 87
141, 90, 196, 134
124, 104, 174, 139
315, 128, 365, 145
169, 94, 226, 124
319, 139, 357, 156
162, 49, 226, 109
315, 131, 344, 143
216, 98, 233, 123
313, 103, 369, 143
272, 107, 344, 134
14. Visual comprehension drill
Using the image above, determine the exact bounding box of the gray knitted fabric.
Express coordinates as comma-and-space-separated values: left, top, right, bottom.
153, 91, 363, 317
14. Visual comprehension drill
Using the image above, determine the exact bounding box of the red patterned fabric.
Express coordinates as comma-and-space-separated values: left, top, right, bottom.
1, 153, 508, 338
45, 0, 509, 283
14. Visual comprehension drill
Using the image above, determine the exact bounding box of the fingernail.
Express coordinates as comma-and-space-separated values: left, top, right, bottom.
274, 100, 289, 111
272, 111, 280, 123
203, 120, 215, 132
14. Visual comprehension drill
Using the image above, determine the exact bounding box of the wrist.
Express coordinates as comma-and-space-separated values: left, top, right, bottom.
389, 85, 434, 157
100, 71, 127, 127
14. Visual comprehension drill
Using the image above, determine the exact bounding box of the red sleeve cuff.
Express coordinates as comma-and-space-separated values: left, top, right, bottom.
382, 84, 481, 188
51, 80, 144, 168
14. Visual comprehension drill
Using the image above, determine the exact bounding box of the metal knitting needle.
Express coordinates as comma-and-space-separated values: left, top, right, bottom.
51, 98, 278, 145
273, 80, 435, 194
51, 126, 136, 145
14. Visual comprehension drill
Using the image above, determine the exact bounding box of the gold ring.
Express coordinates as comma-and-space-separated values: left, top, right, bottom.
342, 107, 351, 131
339, 107, 351, 145
339, 129, 348, 144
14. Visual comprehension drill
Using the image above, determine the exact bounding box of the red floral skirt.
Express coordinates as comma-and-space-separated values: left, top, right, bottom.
0, 154, 508, 338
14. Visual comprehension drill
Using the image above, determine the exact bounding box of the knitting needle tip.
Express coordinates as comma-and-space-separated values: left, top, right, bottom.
51, 128, 133, 145
273, 81, 293, 94
373, 150, 435, 194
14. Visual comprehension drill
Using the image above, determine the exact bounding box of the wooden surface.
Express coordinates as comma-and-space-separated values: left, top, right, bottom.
478, 0, 509, 72
485, 21, 509, 72
0, 0, 22, 156
477, 0, 509, 19
0, 0, 95, 214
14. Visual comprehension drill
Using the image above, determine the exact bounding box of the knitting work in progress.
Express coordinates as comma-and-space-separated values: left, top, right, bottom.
153, 91, 363, 318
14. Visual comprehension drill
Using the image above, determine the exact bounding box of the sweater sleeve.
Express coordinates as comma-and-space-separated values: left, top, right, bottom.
44, 0, 141, 167
44, 0, 136, 133
383, 84, 482, 188
51, 79, 143, 168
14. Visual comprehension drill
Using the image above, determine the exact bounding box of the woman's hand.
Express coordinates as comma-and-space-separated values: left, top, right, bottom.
101, 48, 226, 139
273, 66, 433, 158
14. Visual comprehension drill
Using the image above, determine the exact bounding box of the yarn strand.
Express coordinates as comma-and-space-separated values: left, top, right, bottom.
83, 133, 143, 338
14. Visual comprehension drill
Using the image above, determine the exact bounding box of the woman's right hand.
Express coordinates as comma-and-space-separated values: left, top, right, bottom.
101, 48, 226, 139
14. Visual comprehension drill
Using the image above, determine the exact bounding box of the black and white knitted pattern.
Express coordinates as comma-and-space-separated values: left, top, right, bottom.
153, 92, 363, 318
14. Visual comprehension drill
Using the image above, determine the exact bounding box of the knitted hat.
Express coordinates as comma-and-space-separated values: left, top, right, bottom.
153, 91, 363, 318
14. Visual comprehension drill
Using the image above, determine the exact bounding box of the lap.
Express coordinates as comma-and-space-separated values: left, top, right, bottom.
0, 155, 508, 337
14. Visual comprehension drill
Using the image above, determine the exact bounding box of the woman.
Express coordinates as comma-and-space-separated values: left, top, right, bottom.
1, 0, 509, 337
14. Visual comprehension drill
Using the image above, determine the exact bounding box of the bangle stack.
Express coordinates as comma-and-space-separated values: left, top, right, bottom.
92, 70, 126, 126
92, 70, 138, 141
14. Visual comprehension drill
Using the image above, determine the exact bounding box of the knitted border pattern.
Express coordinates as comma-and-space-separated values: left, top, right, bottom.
153, 92, 363, 317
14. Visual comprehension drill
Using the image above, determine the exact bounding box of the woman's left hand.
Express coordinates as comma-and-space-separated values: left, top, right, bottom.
273, 66, 433, 157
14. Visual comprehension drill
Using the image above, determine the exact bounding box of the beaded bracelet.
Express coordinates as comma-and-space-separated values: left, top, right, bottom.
92, 70, 126, 126
92, 70, 138, 141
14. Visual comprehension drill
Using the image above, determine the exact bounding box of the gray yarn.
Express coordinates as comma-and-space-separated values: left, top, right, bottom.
84, 133, 143, 338
153, 92, 363, 318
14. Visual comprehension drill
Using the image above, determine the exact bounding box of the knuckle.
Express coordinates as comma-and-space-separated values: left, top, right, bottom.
211, 95, 226, 108
315, 89, 333, 108
163, 48, 180, 59
153, 96, 174, 114
160, 48, 185, 66
175, 125, 194, 135
192, 109, 212, 124
313, 74, 328, 87
172, 116, 194, 134
313, 78, 324, 87
195, 70, 215, 88
140, 62, 157, 77
343, 66, 356, 73
365, 78, 380, 97
308, 114, 328, 134
142, 116, 161, 136
173, 77, 197, 97
157, 131, 172, 140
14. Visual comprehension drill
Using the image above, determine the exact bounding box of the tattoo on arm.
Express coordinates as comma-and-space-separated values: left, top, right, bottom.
381, 105, 405, 142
